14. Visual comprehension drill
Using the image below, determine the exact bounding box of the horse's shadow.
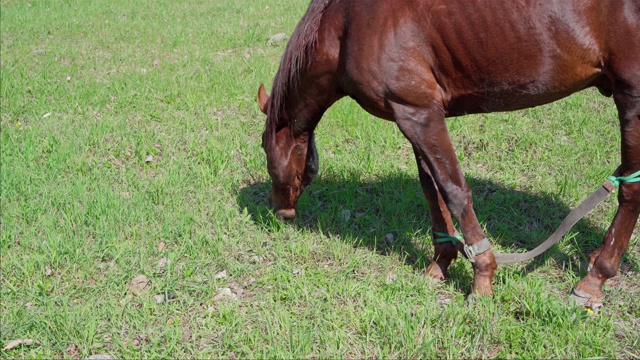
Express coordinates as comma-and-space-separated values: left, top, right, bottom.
238, 173, 609, 293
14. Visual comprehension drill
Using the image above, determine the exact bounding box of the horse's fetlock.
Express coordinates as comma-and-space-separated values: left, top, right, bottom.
433, 242, 458, 258
594, 257, 618, 280
473, 250, 497, 276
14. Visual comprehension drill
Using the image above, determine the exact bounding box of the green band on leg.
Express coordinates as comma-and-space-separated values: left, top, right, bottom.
608, 170, 640, 187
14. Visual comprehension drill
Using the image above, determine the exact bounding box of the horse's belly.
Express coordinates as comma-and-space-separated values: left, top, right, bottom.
445, 72, 601, 116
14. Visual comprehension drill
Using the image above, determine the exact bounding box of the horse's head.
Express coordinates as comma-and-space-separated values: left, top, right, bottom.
258, 84, 318, 220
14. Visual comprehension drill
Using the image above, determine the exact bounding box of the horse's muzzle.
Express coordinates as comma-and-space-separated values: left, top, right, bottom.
270, 197, 296, 220
275, 208, 296, 221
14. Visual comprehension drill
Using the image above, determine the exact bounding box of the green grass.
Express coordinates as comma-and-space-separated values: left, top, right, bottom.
1, 0, 639, 358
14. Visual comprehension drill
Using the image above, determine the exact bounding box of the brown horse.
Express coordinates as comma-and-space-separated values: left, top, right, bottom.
257, 0, 640, 306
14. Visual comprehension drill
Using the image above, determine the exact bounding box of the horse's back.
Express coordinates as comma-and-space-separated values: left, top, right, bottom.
340, 0, 639, 115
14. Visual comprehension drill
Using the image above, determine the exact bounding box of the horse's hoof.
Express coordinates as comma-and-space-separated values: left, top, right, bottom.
428, 277, 443, 285
569, 288, 604, 313
424, 264, 447, 283
569, 288, 590, 306
585, 301, 603, 315
424, 274, 444, 286
465, 293, 478, 307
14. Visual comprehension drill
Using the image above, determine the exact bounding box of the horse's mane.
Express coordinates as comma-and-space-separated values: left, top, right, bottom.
265, 0, 332, 143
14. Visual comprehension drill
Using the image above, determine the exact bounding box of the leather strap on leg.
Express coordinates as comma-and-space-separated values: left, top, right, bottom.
463, 238, 492, 263
432, 231, 492, 263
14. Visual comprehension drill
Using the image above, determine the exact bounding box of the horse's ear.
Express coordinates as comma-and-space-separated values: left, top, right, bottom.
258, 83, 269, 114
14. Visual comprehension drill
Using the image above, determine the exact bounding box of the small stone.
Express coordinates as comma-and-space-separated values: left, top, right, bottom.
129, 275, 151, 296
215, 270, 227, 279
385, 233, 395, 243
98, 261, 115, 272
84, 355, 116, 360
229, 282, 244, 296
66, 343, 78, 356
267, 33, 287, 46
437, 297, 451, 305
385, 273, 397, 284
154, 292, 176, 304
133, 334, 142, 347
213, 288, 237, 301
156, 257, 168, 271
2, 339, 41, 351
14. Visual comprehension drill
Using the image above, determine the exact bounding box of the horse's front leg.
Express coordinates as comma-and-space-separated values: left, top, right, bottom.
412, 145, 459, 280
393, 102, 497, 295
573, 92, 640, 306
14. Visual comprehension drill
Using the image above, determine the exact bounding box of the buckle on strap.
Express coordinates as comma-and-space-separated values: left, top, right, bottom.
463, 238, 492, 262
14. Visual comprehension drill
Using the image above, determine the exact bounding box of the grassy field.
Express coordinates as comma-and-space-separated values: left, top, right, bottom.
1, 0, 639, 358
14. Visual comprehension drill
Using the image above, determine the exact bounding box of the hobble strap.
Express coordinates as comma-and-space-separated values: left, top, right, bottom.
433, 231, 462, 244
463, 238, 492, 263
608, 170, 640, 187
432, 231, 492, 263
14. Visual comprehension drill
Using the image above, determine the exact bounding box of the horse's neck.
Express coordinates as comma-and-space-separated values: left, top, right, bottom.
282, 70, 342, 134
277, 0, 345, 134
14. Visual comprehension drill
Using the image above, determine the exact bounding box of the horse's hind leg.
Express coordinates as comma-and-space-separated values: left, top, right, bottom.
573, 88, 640, 305
412, 146, 459, 280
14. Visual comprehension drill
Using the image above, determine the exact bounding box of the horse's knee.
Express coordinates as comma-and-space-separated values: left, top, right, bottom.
440, 183, 473, 219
